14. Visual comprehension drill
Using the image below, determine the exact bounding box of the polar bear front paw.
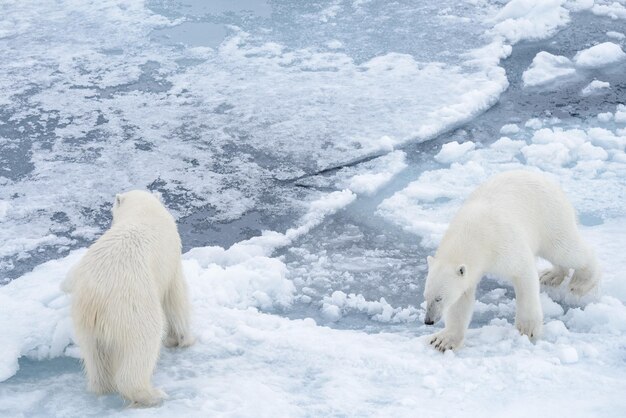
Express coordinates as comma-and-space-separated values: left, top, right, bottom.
428, 330, 464, 352
539, 266, 567, 287
515, 317, 542, 340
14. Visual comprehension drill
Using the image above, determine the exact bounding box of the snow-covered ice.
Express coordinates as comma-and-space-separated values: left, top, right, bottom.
606, 30, 626, 40
581, 79, 611, 95
2, 0, 626, 417
573, 42, 626, 68
592, 1, 626, 19
522, 51, 576, 87
490, 0, 570, 44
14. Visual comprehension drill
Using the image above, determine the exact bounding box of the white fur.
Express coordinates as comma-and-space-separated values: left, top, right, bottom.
63, 190, 193, 407
423, 170, 599, 352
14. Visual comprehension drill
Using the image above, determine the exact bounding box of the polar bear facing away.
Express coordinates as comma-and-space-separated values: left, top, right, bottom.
63, 190, 193, 406
423, 170, 599, 352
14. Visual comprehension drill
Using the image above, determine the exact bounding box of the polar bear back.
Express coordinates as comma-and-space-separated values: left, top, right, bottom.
68, 191, 182, 335
442, 170, 578, 263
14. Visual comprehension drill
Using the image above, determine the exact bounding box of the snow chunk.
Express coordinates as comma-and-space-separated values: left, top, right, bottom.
435, 141, 476, 164
606, 31, 626, 40
543, 320, 569, 338
326, 39, 343, 49
565, 0, 594, 11
615, 104, 626, 123
500, 124, 520, 134
581, 80, 610, 95
592, 2, 626, 19
573, 42, 626, 68
525, 118, 543, 129
522, 142, 572, 168
522, 51, 575, 87
492, 0, 570, 44
321, 304, 342, 322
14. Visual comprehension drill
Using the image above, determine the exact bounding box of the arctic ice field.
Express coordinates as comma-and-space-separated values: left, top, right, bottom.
1, 0, 626, 416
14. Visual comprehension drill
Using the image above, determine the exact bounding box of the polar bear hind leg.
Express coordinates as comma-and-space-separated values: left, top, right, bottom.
544, 233, 599, 296
163, 264, 194, 348
81, 336, 115, 395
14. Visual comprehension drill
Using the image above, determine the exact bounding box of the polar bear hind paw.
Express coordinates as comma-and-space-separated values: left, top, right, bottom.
127, 388, 167, 408
539, 266, 568, 287
164, 333, 195, 348
569, 266, 599, 296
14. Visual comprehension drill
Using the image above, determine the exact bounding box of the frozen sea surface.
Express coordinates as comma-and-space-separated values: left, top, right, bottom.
1, 0, 626, 417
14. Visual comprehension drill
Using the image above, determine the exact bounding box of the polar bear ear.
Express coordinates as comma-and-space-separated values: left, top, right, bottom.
427, 255, 434, 267
457, 265, 466, 277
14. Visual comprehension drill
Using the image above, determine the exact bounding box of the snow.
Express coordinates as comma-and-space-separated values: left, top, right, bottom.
614, 104, 626, 123
606, 30, 626, 39
491, 0, 570, 44
523, 42, 626, 88
525, 118, 544, 129
573, 42, 626, 68
522, 51, 576, 87
565, 0, 594, 11
581, 80, 611, 95
2, 0, 626, 416
434, 141, 477, 164
346, 151, 408, 196
320, 290, 419, 323
592, 2, 626, 19
500, 123, 520, 134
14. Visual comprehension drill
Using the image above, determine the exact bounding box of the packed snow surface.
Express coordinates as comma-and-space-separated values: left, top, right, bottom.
1, 0, 626, 417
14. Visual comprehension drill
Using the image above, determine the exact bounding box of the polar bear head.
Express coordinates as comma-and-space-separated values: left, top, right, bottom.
111, 190, 165, 224
423, 255, 475, 325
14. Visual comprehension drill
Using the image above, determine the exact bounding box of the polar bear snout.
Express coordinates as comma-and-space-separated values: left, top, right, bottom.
424, 300, 442, 325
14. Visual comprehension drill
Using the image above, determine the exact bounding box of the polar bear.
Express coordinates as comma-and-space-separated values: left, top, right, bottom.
63, 190, 194, 406
423, 170, 599, 352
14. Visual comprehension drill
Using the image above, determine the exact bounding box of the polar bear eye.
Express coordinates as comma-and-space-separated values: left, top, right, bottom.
435, 296, 442, 303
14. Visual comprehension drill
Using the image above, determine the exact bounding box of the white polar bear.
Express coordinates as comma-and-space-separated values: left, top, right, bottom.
423, 170, 599, 352
63, 190, 194, 406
